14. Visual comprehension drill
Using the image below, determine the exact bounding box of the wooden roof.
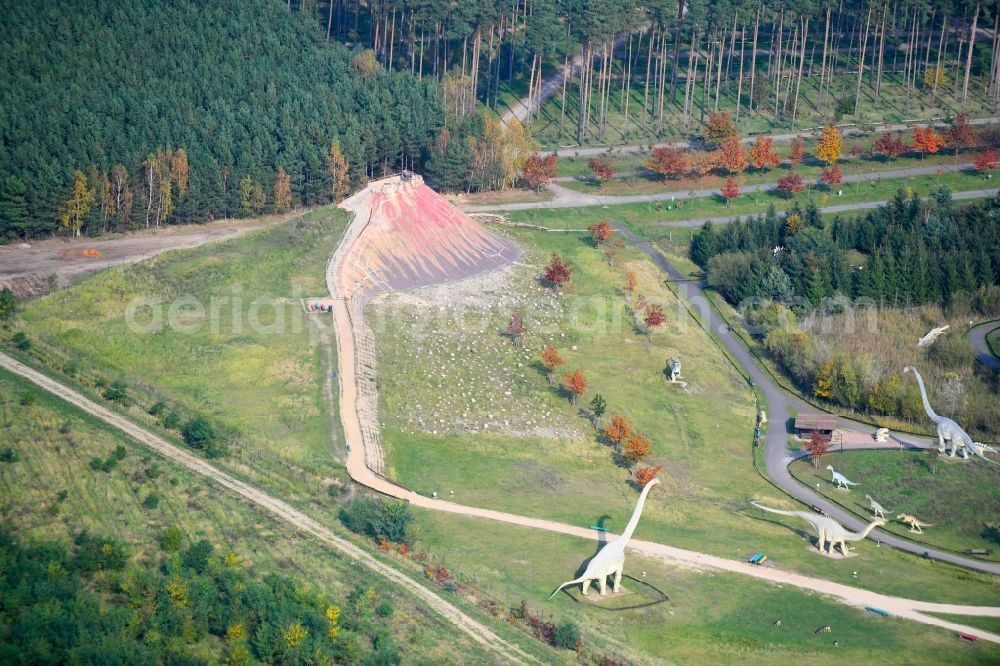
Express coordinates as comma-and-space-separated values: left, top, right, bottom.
794, 413, 838, 431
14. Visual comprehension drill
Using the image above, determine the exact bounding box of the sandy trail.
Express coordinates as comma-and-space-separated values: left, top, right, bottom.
0, 352, 537, 666
327, 199, 1000, 644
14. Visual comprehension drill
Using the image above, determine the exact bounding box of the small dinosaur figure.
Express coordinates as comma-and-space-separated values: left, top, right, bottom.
904, 366, 1000, 463
896, 513, 934, 534
826, 465, 859, 490
751, 501, 885, 556
549, 478, 659, 599
864, 495, 887, 519
917, 325, 949, 347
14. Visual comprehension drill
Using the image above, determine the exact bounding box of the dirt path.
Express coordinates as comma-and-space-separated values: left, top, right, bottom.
463, 161, 996, 213
0, 211, 303, 297
325, 209, 1000, 643
0, 352, 537, 666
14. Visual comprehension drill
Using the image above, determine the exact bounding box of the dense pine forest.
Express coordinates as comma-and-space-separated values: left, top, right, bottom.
0, 0, 445, 240
691, 189, 1000, 309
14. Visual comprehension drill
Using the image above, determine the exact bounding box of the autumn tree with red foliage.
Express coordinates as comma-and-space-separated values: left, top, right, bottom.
543, 252, 572, 288
776, 172, 805, 197
872, 132, 906, 162
974, 150, 999, 171
587, 221, 613, 246
622, 431, 652, 463
911, 126, 945, 159
562, 369, 587, 405
540, 345, 564, 384
623, 271, 637, 304
803, 429, 831, 468
634, 465, 663, 488
703, 110, 739, 147
603, 415, 632, 446
504, 311, 525, 347
721, 176, 740, 207
689, 150, 718, 176
521, 152, 558, 190
945, 113, 976, 160
645, 146, 690, 179
749, 136, 781, 182
788, 135, 805, 165
587, 155, 615, 184
819, 165, 843, 187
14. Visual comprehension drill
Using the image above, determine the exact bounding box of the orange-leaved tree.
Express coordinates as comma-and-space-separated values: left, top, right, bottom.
814, 125, 842, 166
749, 136, 781, 182
911, 126, 945, 160
645, 146, 690, 179
603, 415, 632, 447
274, 166, 292, 211
643, 303, 666, 341
703, 110, 739, 147
522, 152, 559, 190
788, 135, 805, 165
504, 311, 526, 347
872, 132, 906, 162
945, 113, 975, 162
622, 431, 652, 463
624, 271, 638, 305
587, 221, 613, 247
717, 136, 748, 176
974, 150, 999, 172
543, 252, 572, 289
587, 155, 615, 184
540, 345, 564, 384
562, 369, 587, 405
634, 465, 663, 488
776, 172, 805, 198
721, 176, 740, 207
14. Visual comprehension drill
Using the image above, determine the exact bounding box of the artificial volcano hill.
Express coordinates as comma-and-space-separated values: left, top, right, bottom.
332, 174, 520, 302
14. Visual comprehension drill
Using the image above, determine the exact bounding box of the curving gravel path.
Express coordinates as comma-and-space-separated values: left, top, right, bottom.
969, 321, 1000, 371
612, 223, 1000, 578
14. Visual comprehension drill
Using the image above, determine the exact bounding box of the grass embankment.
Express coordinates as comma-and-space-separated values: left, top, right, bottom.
0, 368, 493, 665
372, 224, 1000, 606
988, 327, 1000, 361
12, 208, 349, 501
791, 451, 1000, 558
413, 509, 1000, 665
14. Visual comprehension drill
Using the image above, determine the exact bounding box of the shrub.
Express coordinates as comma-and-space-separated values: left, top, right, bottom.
74, 532, 127, 573
182, 539, 214, 573
142, 493, 160, 510
339, 497, 414, 544
102, 380, 128, 404
162, 410, 181, 430
161, 526, 184, 552
553, 621, 581, 650
182, 415, 216, 451
374, 600, 394, 618
17, 390, 34, 406
11, 331, 30, 350
928, 333, 975, 370
0, 288, 14, 319
148, 401, 166, 416
0, 446, 20, 463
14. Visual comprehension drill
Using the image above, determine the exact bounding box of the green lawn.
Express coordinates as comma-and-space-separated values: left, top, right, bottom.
413, 508, 1000, 665
790, 451, 1000, 559
12, 208, 349, 500
988, 328, 1000, 362
0, 368, 500, 665
372, 223, 1000, 606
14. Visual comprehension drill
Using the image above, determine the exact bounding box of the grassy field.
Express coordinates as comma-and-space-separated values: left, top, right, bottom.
988, 328, 1000, 361
11, 208, 349, 502
412, 508, 1000, 665
0, 367, 506, 665
790, 451, 1000, 558
371, 223, 1000, 606
552, 171, 993, 226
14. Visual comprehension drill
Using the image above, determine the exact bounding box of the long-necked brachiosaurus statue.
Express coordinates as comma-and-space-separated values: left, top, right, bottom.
549, 478, 659, 599
904, 366, 1000, 463
751, 501, 885, 556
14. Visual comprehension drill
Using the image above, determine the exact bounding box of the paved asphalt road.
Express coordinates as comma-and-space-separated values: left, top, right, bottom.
614, 223, 1000, 576
969, 321, 1000, 371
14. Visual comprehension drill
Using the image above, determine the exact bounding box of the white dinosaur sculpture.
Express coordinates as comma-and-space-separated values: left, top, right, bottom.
896, 513, 934, 534
917, 325, 950, 347
751, 501, 885, 556
549, 478, 659, 599
865, 495, 887, 519
826, 465, 859, 490
904, 366, 999, 463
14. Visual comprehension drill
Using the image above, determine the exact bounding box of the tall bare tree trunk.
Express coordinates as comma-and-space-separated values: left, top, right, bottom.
792, 16, 808, 125
559, 53, 569, 138
931, 12, 947, 105
874, 1, 888, 101
736, 23, 746, 121
962, 1, 979, 112
773, 10, 784, 118
749, 6, 760, 113
853, 3, 873, 116
819, 5, 831, 114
